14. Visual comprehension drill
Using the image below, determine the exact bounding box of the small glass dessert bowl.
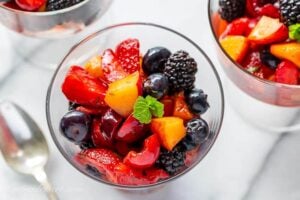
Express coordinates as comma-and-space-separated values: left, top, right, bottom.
0, 0, 112, 38
208, 0, 300, 132
46, 23, 224, 189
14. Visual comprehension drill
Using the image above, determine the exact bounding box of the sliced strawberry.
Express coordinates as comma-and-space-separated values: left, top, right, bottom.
114, 163, 169, 185
143, 168, 170, 183
16, 0, 45, 11
246, 0, 280, 18
75, 148, 121, 180
101, 49, 127, 83
242, 51, 274, 79
115, 39, 140, 73
275, 61, 299, 85
123, 134, 160, 169
220, 18, 250, 38
62, 66, 107, 107
76, 148, 169, 185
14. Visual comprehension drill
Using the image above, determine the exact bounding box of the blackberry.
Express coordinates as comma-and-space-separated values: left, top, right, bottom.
155, 145, 186, 175
46, 0, 85, 11
279, 0, 300, 26
181, 118, 209, 151
219, 0, 246, 22
163, 50, 197, 94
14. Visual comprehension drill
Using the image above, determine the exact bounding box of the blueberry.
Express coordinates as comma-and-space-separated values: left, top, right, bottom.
142, 47, 171, 75
60, 110, 92, 144
181, 118, 209, 150
143, 73, 169, 99
260, 49, 280, 70
185, 89, 209, 114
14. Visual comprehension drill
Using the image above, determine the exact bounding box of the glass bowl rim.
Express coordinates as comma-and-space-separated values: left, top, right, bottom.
207, 0, 300, 90
0, 0, 91, 16
46, 22, 225, 189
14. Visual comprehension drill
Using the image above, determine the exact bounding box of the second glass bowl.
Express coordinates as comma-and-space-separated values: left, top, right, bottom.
0, 0, 112, 38
46, 23, 224, 189
208, 0, 300, 132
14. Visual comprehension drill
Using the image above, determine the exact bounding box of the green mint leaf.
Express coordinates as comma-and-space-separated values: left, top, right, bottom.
149, 101, 164, 117
145, 95, 164, 118
289, 23, 300, 42
133, 97, 152, 124
247, 66, 259, 73
133, 96, 164, 124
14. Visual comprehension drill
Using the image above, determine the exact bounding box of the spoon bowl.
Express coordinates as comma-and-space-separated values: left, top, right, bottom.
0, 101, 57, 200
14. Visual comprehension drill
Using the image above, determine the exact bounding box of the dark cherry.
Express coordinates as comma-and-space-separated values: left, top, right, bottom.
101, 109, 123, 138
91, 109, 123, 148
60, 110, 92, 144
116, 114, 149, 143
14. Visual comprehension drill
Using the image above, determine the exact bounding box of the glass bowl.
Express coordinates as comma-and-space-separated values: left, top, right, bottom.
0, 0, 112, 38
0, 0, 113, 69
208, 1, 300, 132
46, 22, 224, 189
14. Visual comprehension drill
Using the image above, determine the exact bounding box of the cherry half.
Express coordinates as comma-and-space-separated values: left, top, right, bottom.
123, 134, 160, 169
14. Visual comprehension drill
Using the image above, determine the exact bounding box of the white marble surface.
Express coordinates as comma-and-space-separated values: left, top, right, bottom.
0, 0, 298, 199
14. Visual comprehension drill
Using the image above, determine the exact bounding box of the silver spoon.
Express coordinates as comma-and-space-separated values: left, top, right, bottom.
0, 101, 57, 200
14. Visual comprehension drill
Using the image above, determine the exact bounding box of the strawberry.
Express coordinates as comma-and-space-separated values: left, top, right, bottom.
101, 49, 127, 83
75, 148, 121, 180
123, 134, 160, 169
242, 51, 274, 79
15, 0, 46, 11
220, 18, 250, 38
115, 39, 140, 73
76, 148, 169, 185
246, 0, 280, 18
275, 61, 299, 85
248, 16, 288, 45
62, 66, 107, 107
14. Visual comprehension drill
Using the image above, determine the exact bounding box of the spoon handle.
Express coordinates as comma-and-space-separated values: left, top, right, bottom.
33, 167, 58, 200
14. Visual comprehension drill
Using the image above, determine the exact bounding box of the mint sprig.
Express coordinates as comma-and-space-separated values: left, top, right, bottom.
133, 96, 164, 124
289, 23, 300, 42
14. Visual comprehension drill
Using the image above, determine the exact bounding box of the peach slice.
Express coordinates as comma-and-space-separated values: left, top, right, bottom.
151, 117, 186, 151
104, 72, 141, 117
270, 42, 300, 68
220, 35, 249, 63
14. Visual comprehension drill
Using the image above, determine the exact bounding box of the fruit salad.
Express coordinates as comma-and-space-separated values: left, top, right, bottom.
216, 0, 300, 85
2, 0, 85, 11
59, 38, 211, 186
